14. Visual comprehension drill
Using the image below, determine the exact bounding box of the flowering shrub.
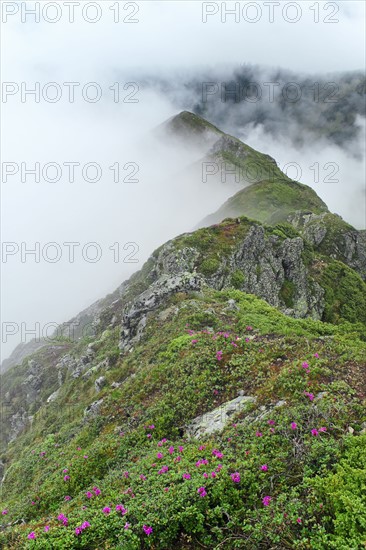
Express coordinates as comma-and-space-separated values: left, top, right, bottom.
0, 289, 365, 548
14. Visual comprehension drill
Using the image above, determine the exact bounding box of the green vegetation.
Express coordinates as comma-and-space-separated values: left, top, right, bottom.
204, 179, 328, 227
1, 289, 366, 549
315, 260, 366, 325
280, 280, 296, 308
230, 270, 245, 289
1, 112, 365, 549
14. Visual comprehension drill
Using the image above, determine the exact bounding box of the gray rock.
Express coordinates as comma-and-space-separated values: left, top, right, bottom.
84, 399, 104, 419
95, 376, 107, 393
119, 272, 203, 351
186, 395, 256, 438
46, 389, 60, 403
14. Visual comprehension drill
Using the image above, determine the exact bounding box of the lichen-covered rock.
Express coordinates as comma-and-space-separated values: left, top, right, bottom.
288, 211, 366, 280
84, 399, 104, 420
9, 409, 30, 443
95, 376, 107, 393
119, 272, 203, 351
46, 389, 60, 403
186, 395, 256, 438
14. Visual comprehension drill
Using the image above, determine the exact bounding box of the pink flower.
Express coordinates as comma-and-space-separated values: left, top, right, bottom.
178, 446, 184, 452
86, 491, 93, 499
216, 350, 223, 361
64, 495, 71, 501
158, 465, 169, 474
83, 455, 88, 459
197, 486, 207, 497
191, 339, 198, 345
93, 487, 101, 496
212, 449, 223, 458
124, 522, 131, 529
63, 475, 70, 481
123, 471, 129, 478
27, 532, 36, 540
256, 432, 262, 437
1, 510, 8, 515
143, 525, 153, 536
174, 456, 181, 463
147, 434, 152, 439
297, 517, 302, 524
116, 504, 127, 515
260, 464, 268, 472
211, 471, 217, 478
268, 420, 275, 425
75, 527, 82, 536
103, 507, 111, 515
157, 452, 163, 459
304, 392, 314, 401
140, 474, 147, 481
203, 472, 208, 478
319, 426, 327, 432
182, 473, 191, 480
231, 472, 240, 483
63, 469, 68, 473
262, 496, 272, 506
291, 422, 297, 430
44, 526, 50, 532
246, 326, 253, 331
314, 353, 319, 358
311, 429, 319, 436
149, 424, 155, 430
302, 362, 309, 370
168, 446, 174, 454
57, 514, 68, 526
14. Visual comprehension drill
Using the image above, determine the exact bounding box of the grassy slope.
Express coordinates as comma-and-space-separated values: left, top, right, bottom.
1, 289, 366, 549
1, 113, 365, 548
202, 180, 329, 227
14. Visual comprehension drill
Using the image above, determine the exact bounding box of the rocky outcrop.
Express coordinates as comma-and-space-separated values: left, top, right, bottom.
117, 223, 327, 351
186, 393, 290, 438
119, 272, 203, 351
288, 211, 366, 280
84, 399, 104, 421
186, 394, 256, 438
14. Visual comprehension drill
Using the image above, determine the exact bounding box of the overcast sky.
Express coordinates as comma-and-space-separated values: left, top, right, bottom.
1, 1, 365, 360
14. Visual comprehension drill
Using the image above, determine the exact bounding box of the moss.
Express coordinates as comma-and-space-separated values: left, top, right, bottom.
230, 269, 245, 289
200, 257, 220, 276
279, 280, 296, 308
315, 260, 366, 324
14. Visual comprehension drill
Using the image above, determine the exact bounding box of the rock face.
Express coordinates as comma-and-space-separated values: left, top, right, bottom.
287, 211, 366, 281
186, 394, 290, 439
119, 272, 203, 351
186, 395, 256, 438
118, 222, 325, 355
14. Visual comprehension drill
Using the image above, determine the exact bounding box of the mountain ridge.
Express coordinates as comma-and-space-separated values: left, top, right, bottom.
1, 111, 366, 548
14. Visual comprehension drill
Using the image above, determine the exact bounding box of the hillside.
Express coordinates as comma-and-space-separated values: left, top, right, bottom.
1, 113, 366, 549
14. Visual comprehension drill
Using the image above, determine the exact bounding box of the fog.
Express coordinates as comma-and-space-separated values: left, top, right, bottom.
1, 1, 365, 361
